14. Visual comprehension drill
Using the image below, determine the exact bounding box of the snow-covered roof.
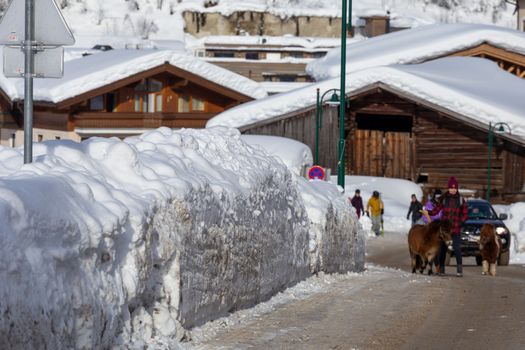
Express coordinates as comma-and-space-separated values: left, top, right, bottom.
260, 82, 312, 95
207, 57, 525, 144
0, 49, 267, 104
198, 35, 343, 49
307, 24, 525, 81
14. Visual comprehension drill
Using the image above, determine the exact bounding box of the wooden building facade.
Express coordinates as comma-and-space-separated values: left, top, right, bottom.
0, 63, 256, 144
241, 83, 525, 203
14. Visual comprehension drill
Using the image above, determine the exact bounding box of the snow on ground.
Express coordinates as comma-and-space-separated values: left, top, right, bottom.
493, 203, 525, 264
184, 264, 425, 348
0, 127, 362, 348
341, 175, 421, 237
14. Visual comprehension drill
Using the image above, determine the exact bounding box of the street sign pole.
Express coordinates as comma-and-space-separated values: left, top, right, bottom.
0, 0, 75, 164
23, 0, 35, 164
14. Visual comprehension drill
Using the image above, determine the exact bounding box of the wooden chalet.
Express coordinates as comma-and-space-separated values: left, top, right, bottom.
0, 50, 263, 145
451, 43, 525, 79
234, 59, 525, 204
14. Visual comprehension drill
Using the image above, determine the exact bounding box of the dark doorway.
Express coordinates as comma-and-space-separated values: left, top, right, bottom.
356, 114, 412, 133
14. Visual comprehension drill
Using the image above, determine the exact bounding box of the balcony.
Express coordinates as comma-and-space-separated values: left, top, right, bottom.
73, 112, 216, 130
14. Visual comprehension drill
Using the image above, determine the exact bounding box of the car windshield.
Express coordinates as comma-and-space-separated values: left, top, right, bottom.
468, 202, 498, 220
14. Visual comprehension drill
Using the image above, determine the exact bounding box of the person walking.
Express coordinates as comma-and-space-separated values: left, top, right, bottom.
424, 177, 468, 277
350, 189, 364, 218
406, 194, 423, 226
422, 189, 442, 224
366, 191, 384, 237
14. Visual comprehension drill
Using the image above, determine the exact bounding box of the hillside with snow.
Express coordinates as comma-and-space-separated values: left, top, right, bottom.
0, 0, 515, 42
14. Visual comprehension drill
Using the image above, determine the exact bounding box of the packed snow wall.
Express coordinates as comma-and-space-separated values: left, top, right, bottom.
298, 179, 365, 274
0, 127, 362, 348
147, 177, 311, 330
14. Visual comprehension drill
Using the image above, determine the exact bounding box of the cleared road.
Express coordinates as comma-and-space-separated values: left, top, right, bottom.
190, 233, 525, 350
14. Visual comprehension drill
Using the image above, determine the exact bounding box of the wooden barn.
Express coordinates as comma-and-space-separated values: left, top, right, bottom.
213, 57, 525, 203
205, 25, 525, 203
0, 49, 266, 145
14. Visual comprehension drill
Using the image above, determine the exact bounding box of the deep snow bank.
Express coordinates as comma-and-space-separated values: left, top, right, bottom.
0, 127, 362, 348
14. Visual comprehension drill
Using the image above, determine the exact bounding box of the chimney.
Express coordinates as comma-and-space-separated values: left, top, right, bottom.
516, 0, 525, 32
360, 15, 390, 37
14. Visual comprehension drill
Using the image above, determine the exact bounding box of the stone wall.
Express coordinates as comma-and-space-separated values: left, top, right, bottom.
183, 11, 343, 37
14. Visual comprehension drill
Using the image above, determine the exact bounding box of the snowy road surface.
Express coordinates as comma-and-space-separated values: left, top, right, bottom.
184, 232, 525, 349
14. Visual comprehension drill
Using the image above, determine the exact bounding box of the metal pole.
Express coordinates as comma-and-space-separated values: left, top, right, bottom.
487, 122, 492, 202
315, 88, 320, 165
338, 0, 348, 189
23, 0, 35, 164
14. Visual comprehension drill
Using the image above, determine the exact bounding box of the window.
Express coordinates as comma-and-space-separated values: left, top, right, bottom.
9, 133, 15, 148
289, 52, 304, 58
106, 93, 117, 112
312, 52, 326, 58
213, 51, 234, 58
266, 52, 281, 61
55, 136, 61, 140
178, 96, 190, 112
90, 95, 104, 110
134, 79, 163, 112
278, 75, 296, 82
155, 95, 163, 112
177, 96, 205, 112
245, 52, 259, 60
37, 135, 43, 142
192, 97, 205, 111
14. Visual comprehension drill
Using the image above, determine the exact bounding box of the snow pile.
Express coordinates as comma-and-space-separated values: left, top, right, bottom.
341, 175, 422, 237
0, 127, 362, 348
494, 203, 525, 256
240, 134, 365, 273
241, 135, 312, 177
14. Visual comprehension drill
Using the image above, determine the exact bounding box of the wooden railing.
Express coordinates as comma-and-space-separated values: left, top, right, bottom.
73, 112, 216, 129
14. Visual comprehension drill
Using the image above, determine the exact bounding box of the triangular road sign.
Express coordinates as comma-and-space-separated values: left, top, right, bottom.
0, 0, 75, 46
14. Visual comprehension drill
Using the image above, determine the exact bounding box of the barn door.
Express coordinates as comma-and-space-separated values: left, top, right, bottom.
353, 129, 412, 179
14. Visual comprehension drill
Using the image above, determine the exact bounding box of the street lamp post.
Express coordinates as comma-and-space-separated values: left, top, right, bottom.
338, 0, 351, 190
315, 88, 340, 165
487, 121, 511, 202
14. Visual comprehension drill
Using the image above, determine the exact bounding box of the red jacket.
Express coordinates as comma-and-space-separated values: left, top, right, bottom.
428, 192, 468, 234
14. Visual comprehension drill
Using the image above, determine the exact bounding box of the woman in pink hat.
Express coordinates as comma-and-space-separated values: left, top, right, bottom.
424, 176, 468, 277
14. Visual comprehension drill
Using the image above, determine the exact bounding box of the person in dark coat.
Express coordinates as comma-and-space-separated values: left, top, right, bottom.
424, 176, 468, 277
350, 189, 364, 218
406, 194, 423, 226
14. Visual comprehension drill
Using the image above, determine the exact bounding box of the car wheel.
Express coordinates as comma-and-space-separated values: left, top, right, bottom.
498, 250, 510, 266
444, 251, 451, 266
475, 255, 482, 266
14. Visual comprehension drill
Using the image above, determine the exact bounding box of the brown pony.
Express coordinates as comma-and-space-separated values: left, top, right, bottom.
408, 220, 452, 275
479, 223, 501, 276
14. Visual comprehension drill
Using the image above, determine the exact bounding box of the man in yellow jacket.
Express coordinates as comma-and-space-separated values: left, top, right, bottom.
366, 191, 384, 236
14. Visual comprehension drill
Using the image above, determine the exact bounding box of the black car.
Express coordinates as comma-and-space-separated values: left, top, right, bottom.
446, 198, 511, 266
